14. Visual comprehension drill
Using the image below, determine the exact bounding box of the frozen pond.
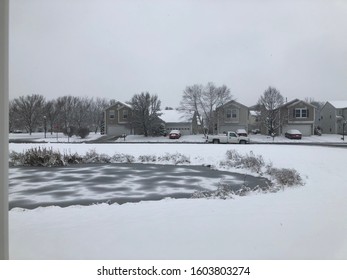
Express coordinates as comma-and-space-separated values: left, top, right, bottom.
9, 163, 271, 209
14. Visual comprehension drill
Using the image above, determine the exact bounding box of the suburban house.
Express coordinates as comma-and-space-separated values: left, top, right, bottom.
104, 103, 199, 136
278, 99, 316, 136
248, 106, 261, 133
319, 101, 347, 134
214, 100, 249, 134
104, 101, 134, 136
159, 109, 199, 135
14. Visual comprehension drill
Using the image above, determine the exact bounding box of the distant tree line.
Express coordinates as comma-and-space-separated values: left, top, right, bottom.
9, 94, 111, 136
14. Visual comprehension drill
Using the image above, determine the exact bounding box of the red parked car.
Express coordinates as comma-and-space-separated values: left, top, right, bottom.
169, 130, 181, 139
285, 129, 302, 139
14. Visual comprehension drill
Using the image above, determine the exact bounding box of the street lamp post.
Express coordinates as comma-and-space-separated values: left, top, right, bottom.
342, 121, 346, 141
43, 115, 47, 138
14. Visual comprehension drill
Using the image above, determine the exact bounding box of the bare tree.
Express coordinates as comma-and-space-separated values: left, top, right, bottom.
12, 94, 45, 134
129, 92, 162, 137
73, 96, 92, 129
179, 84, 205, 131
257, 86, 284, 137
43, 100, 60, 135
179, 82, 233, 134
9, 100, 21, 132
55, 96, 79, 130
89, 97, 110, 133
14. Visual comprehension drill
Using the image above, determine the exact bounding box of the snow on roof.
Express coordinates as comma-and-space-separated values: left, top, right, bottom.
328, 101, 347, 109
159, 110, 193, 123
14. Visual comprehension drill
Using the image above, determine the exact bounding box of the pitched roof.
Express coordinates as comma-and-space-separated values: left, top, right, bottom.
282, 99, 316, 109
328, 101, 347, 109
159, 110, 193, 123
105, 100, 132, 111
216, 100, 248, 110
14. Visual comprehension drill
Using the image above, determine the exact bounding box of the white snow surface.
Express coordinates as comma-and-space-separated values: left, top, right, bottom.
328, 100, 347, 109
159, 109, 192, 123
9, 142, 347, 260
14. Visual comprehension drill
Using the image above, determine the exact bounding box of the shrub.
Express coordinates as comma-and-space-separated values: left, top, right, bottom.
191, 182, 235, 200
221, 150, 304, 188
111, 153, 135, 163
222, 150, 265, 173
138, 155, 157, 163
63, 126, 77, 137
77, 127, 90, 139
158, 153, 190, 165
9, 147, 65, 167
84, 149, 111, 163
267, 167, 303, 186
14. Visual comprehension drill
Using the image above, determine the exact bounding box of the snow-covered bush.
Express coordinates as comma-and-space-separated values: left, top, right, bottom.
191, 183, 235, 200
111, 153, 135, 163
84, 149, 111, 163
221, 150, 265, 173
267, 167, 303, 186
158, 153, 190, 165
138, 155, 157, 163
220, 150, 304, 189
9, 147, 82, 167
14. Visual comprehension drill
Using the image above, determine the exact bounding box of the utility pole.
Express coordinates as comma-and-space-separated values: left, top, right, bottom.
0, 0, 9, 260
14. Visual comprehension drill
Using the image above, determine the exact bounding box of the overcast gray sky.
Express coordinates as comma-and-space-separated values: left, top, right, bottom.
9, 0, 347, 108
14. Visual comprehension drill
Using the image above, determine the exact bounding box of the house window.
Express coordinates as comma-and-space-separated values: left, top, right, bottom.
226, 109, 238, 119
109, 110, 115, 119
123, 110, 128, 120
294, 108, 308, 118
337, 109, 342, 116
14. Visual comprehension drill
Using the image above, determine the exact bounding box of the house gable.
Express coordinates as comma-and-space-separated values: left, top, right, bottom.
104, 101, 133, 136
285, 100, 315, 123
215, 100, 249, 133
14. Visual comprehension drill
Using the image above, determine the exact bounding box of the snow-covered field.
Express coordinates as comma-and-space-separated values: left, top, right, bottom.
8, 142, 347, 259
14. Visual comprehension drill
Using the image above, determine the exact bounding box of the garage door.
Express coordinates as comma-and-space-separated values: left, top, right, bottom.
107, 125, 131, 136
283, 124, 312, 136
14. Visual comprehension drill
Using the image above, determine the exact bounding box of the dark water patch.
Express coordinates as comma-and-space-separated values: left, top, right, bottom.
9, 163, 271, 209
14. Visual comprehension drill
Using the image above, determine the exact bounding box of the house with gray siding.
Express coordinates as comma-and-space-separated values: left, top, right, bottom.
214, 100, 249, 134
104, 101, 134, 136
319, 101, 347, 134
278, 99, 316, 136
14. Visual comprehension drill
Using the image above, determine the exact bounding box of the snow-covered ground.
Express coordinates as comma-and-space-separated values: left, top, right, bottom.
9, 132, 102, 143
116, 133, 347, 143
8, 143, 347, 259
9, 132, 347, 144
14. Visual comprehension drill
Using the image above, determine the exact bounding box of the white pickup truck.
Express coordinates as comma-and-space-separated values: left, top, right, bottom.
206, 131, 250, 144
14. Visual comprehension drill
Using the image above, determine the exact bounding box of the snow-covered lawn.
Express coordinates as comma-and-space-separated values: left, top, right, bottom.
9, 132, 102, 143
8, 143, 347, 259
9, 132, 347, 144
115, 133, 347, 143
